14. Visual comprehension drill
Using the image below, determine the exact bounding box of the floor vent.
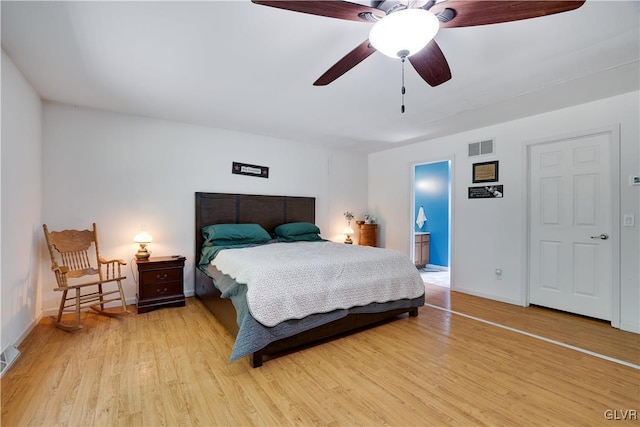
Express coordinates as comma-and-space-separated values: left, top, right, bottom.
0, 345, 21, 377
468, 139, 495, 157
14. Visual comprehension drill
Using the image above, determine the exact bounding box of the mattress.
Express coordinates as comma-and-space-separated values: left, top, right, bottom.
211, 241, 425, 327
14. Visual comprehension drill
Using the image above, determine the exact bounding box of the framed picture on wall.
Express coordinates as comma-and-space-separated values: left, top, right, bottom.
472, 160, 499, 183
232, 162, 269, 178
468, 185, 504, 199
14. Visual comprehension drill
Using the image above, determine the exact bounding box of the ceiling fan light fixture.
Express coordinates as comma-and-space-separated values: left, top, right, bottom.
369, 8, 439, 59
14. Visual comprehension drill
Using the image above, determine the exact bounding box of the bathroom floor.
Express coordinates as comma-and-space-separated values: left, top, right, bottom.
420, 269, 450, 288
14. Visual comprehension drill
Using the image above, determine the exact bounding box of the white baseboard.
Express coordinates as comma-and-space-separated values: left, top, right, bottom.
42, 308, 56, 317
41, 293, 198, 317
41, 296, 139, 317
15, 311, 43, 346
450, 286, 522, 306
620, 321, 640, 334
2, 310, 43, 377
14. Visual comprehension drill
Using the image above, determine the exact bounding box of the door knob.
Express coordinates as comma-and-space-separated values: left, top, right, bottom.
590, 234, 609, 240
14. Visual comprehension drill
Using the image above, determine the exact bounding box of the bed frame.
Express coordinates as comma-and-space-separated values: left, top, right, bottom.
194, 192, 419, 367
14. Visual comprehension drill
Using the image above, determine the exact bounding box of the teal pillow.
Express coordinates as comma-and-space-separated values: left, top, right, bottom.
277, 233, 325, 243
202, 223, 271, 246
274, 222, 321, 237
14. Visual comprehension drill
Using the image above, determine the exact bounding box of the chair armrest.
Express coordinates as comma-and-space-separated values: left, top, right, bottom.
99, 256, 126, 280
52, 265, 69, 274
99, 256, 127, 266
51, 265, 69, 288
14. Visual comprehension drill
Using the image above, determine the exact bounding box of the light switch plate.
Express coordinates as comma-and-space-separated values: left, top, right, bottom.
631, 176, 640, 186
623, 214, 635, 227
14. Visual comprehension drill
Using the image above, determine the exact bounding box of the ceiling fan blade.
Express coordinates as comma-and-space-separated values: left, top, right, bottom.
251, 1, 384, 22
430, 0, 586, 28
314, 40, 377, 86
408, 40, 451, 87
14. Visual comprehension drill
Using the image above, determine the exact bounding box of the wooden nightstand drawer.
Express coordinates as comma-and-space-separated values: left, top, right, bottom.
140, 268, 183, 284
139, 281, 183, 300
136, 256, 186, 314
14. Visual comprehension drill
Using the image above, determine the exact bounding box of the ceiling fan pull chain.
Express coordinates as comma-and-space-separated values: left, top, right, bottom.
401, 55, 406, 114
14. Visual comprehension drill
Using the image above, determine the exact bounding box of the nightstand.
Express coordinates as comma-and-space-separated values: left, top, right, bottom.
356, 221, 378, 247
136, 256, 186, 314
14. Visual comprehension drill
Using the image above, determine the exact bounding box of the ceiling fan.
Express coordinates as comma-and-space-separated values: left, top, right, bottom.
251, 0, 586, 88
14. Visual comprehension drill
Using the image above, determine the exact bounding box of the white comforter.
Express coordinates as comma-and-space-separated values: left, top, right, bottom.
211, 241, 424, 327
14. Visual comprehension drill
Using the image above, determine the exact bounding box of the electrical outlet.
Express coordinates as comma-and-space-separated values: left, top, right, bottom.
495, 268, 502, 280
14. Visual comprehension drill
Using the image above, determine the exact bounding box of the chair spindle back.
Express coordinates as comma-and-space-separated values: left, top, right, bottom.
43, 224, 102, 285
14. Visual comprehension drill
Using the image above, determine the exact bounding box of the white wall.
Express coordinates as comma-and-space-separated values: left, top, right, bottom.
1, 51, 43, 351
328, 151, 369, 244
369, 91, 640, 333
40, 103, 368, 313
3, 49, 636, 349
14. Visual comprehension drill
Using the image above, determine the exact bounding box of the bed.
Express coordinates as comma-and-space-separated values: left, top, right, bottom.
194, 192, 425, 367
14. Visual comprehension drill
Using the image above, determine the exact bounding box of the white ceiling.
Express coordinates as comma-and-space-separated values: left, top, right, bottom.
2, 0, 639, 153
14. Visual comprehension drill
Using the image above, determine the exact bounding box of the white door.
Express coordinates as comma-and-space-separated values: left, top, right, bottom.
529, 132, 612, 320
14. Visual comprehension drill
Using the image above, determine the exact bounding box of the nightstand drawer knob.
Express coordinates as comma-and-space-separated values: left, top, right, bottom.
156, 287, 168, 294
156, 273, 168, 280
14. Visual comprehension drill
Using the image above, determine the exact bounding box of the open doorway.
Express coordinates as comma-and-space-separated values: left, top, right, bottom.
413, 160, 451, 288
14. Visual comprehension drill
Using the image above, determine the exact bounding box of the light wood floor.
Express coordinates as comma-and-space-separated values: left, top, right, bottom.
2, 286, 638, 426
423, 283, 640, 366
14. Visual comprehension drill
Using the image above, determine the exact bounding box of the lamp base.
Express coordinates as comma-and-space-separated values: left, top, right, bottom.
344, 236, 353, 244
135, 249, 151, 260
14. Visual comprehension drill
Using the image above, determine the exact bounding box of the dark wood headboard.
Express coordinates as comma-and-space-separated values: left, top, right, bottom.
195, 192, 316, 261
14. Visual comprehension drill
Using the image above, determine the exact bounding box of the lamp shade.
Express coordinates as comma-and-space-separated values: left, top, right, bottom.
369, 8, 439, 58
343, 226, 354, 236
133, 231, 153, 244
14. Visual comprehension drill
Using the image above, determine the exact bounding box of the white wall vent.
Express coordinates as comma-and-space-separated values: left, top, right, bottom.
468, 139, 495, 157
0, 345, 21, 377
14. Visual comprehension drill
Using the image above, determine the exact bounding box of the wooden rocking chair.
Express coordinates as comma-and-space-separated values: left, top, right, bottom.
43, 223, 129, 331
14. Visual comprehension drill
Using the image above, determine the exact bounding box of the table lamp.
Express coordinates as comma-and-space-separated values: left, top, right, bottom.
133, 231, 152, 260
